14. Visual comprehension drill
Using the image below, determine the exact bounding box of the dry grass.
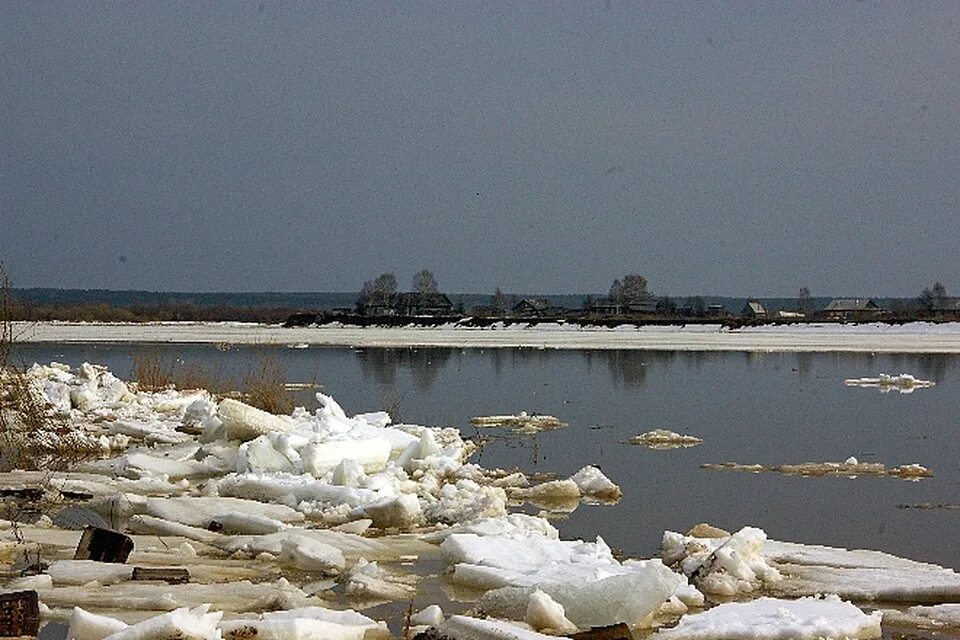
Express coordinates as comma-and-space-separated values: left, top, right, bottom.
241, 352, 294, 415
0, 265, 83, 472
132, 350, 224, 393
134, 348, 296, 415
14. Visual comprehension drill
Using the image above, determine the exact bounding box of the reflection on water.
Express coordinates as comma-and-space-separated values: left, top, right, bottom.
12, 343, 960, 570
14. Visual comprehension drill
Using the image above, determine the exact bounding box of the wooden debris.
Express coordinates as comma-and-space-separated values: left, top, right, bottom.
571, 623, 632, 640
74, 526, 134, 563
131, 567, 191, 584
0, 591, 39, 638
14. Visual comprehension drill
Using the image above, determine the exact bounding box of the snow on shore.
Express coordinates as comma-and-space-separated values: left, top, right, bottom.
12, 321, 960, 352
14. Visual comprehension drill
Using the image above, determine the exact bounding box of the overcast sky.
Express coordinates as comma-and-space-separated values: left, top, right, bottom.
2, 3, 958, 296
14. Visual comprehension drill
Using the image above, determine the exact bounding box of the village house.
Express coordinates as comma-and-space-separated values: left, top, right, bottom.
511, 298, 567, 317
357, 292, 454, 317
587, 297, 659, 316
823, 298, 885, 320
393, 292, 454, 316
741, 300, 768, 319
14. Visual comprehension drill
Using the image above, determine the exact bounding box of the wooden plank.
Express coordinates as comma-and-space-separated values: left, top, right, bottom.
74, 526, 134, 563
131, 567, 190, 584
0, 591, 39, 638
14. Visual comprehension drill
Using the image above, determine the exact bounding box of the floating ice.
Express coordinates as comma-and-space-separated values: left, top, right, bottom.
67, 606, 129, 640
99, 605, 223, 640
882, 603, 960, 631
444, 531, 683, 628
629, 429, 703, 449
524, 589, 577, 634
651, 595, 882, 640
470, 412, 567, 433
762, 539, 960, 602
844, 373, 935, 394
701, 460, 932, 480
437, 615, 570, 640
661, 527, 781, 596
568, 465, 622, 502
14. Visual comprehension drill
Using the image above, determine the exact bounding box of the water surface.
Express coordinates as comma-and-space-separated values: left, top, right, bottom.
15, 343, 960, 570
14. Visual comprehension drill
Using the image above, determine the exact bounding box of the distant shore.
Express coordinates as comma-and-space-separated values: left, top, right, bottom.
12, 320, 960, 353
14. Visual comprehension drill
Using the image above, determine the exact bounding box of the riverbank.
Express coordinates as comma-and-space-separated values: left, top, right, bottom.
12, 320, 960, 353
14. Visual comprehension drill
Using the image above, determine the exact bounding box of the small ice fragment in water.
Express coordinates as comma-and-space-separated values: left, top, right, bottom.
628, 429, 702, 449
844, 373, 935, 394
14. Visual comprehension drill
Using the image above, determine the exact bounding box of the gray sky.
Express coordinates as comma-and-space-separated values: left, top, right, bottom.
2, 3, 959, 296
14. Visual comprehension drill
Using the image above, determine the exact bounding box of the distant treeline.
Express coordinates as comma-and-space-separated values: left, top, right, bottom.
6, 288, 938, 324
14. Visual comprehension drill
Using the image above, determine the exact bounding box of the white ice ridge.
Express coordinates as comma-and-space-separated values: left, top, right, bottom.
664, 527, 960, 603
443, 531, 685, 628
67, 605, 386, 640
650, 595, 882, 640
661, 527, 782, 597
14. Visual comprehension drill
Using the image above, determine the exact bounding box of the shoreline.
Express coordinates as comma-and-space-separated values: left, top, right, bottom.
12, 320, 960, 353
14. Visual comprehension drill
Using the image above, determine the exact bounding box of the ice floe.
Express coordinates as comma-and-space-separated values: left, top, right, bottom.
628, 429, 703, 449
701, 459, 932, 479
651, 595, 882, 640
470, 412, 567, 433
844, 373, 935, 393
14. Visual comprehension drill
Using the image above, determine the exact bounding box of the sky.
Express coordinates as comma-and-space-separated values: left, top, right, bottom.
2, 3, 959, 297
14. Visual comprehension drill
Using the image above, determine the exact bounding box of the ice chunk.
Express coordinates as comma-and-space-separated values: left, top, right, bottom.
412, 605, 444, 627
278, 533, 346, 574
628, 429, 702, 449
762, 539, 960, 602
651, 595, 882, 640
661, 527, 781, 596
239, 436, 298, 473
100, 605, 223, 640
438, 615, 570, 640
145, 496, 305, 528
332, 459, 366, 487
350, 494, 422, 529
525, 589, 577, 634
301, 438, 391, 475
218, 398, 291, 441
479, 566, 683, 630
845, 373, 935, 393
508, 479, 580, 510
208, 512, 287, 535
219, 606, 385, 640
701, 459, 932, 479
882, 604, 960, 631
343, 557, 414, 600
568, 466, 622, 502
67, 607, 129, 640
48, 560, 134, 586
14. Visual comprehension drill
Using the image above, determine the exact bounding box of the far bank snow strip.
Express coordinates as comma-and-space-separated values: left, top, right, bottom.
13, 321, 960, 353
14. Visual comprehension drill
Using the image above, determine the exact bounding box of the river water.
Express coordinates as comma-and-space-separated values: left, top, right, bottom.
14, 343, 960, 571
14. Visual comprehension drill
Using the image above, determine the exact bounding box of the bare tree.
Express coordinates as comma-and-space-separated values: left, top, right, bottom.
798, 286, 812, 314
358, 272, 397, 310
933, 282, 947, 307
621, 274, 649, 301
919, 282, 947, 313
413, 270, 438, 294
608, 279, 624, 304
491, 288, 507, 316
